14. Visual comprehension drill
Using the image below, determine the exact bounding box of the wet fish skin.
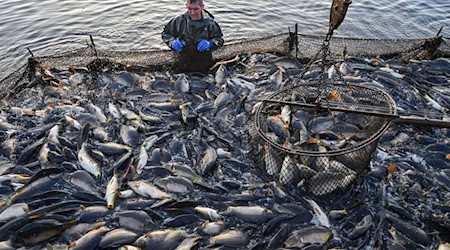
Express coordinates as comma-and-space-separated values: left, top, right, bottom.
88, 103, 107, 123
208, 230, 249, 248
194, 206, 223, 221
78, 143, 101, 178
105, 173, 119, 209
16, 137, 45, 164
175, 74, 190, 93
199, 146, 217, 175
175, 237, 201, 250
161, 214, 199, 227
128, 180, 171, 199
263, 213, 295, 236
284, 226, 333, 248
386, 212, 429, 246
348, 214, 372, 240
98, 229, 139, 249
95, 142, 132, 155
267, 226, 291, 249
155, 176, 194, 194
108, 102, 121, 119
305, 198, 330, 228
0, 203, 29, 222
225, 205, 273, 224
120, 125, 140, 147
134, 230, 185, 250
69, 226, 109, 250
116, 210, 155, 231
16, 218, 76, 246
215, 64, 227, 86
202, 220, 225, 236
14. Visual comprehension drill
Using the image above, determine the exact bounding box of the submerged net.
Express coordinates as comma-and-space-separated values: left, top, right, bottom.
251, 83, 397, 196
1, 33, 449, 101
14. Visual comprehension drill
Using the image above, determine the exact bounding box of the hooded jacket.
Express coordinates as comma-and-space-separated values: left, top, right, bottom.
162, 10, 224, 50
162, 10, 224, 73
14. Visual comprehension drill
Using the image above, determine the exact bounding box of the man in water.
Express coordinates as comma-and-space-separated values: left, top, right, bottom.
162, 0, 224, 73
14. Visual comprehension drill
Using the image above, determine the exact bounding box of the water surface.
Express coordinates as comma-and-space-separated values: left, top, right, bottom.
0, 0, 449, 79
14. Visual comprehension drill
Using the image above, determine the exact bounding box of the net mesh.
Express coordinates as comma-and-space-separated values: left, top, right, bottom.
251, 83, 397, 196
1, 33, 449, 101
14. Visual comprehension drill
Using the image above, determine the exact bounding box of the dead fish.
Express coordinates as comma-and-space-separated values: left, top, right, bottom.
69, 226, 109, 250
161, 214, 200, 228
386, 212, 430, 246
215, 64, 227, 86
105, 173, 119, 209
199, 147, 217, 175
108, 102, 122, 119
0, 203, 29, 222
128, 180, 171, 199
79, 206, 109, 223
88, 103, 107, 123
16, 219, 76, 246
99, 229, 139, 249
134, 230, 185, 250
213, 89, 232, 110
194, 206, 223, 221
175, 74, 190, 93
202, 220, 225, 236
175, 237, 201, 250
96, 142, 132, 155
329, 209, 348, 220
120, 125, 140, 147
92, 127, 109, 142
163, 162, 202, 183
68, 170, 100, 194
280, 105, 291, 125
155, 176, 193, 194
284, 226, 333, 248
209, 230, 249, 248
273, 57, 302, 70
65, 115, 82, 130
116, 210, 155, 231
305, 198, 330, 228
78, 143, 101, 178
270, 67, 284, 87
348, 214, 372, 240
62, 222, 107, 241
308, 116, 335, 134
224, 206, 273, 224
267, 116, 289, 139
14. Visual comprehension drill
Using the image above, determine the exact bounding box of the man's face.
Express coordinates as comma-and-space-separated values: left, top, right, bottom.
186, 2, 204, 20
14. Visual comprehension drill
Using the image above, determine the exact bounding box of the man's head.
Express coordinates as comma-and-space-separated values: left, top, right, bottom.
186, 0, 204, 20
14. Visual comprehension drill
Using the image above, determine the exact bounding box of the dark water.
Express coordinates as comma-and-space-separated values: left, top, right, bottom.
0, 0, 449, 79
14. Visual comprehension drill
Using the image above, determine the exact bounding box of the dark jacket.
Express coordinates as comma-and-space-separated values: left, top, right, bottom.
162, 11, 224, 72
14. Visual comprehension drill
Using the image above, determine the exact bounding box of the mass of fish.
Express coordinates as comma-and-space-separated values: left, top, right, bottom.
0, 52, 449, 249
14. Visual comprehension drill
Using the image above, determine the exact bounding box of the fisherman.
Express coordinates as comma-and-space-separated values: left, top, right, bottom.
162, 0, 224, 73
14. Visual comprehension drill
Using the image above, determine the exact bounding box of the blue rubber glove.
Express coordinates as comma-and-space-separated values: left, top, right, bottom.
171, 39, 185, 52
197, 39, 213, 52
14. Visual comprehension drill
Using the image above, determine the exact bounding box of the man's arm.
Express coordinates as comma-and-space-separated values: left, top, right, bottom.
208, 22, 224, 49
162, 18, 178, 48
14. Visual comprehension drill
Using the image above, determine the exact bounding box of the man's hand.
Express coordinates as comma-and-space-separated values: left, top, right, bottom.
197, 40, 213, 52
172, 39, 185, 52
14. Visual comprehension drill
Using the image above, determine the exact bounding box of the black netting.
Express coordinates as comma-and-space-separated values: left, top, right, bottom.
1, 33, 449, 101
252, 83, 397, 196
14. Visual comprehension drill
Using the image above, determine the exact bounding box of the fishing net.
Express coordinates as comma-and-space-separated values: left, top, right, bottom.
251, 83, 397, 196
1, 32, 449, 101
